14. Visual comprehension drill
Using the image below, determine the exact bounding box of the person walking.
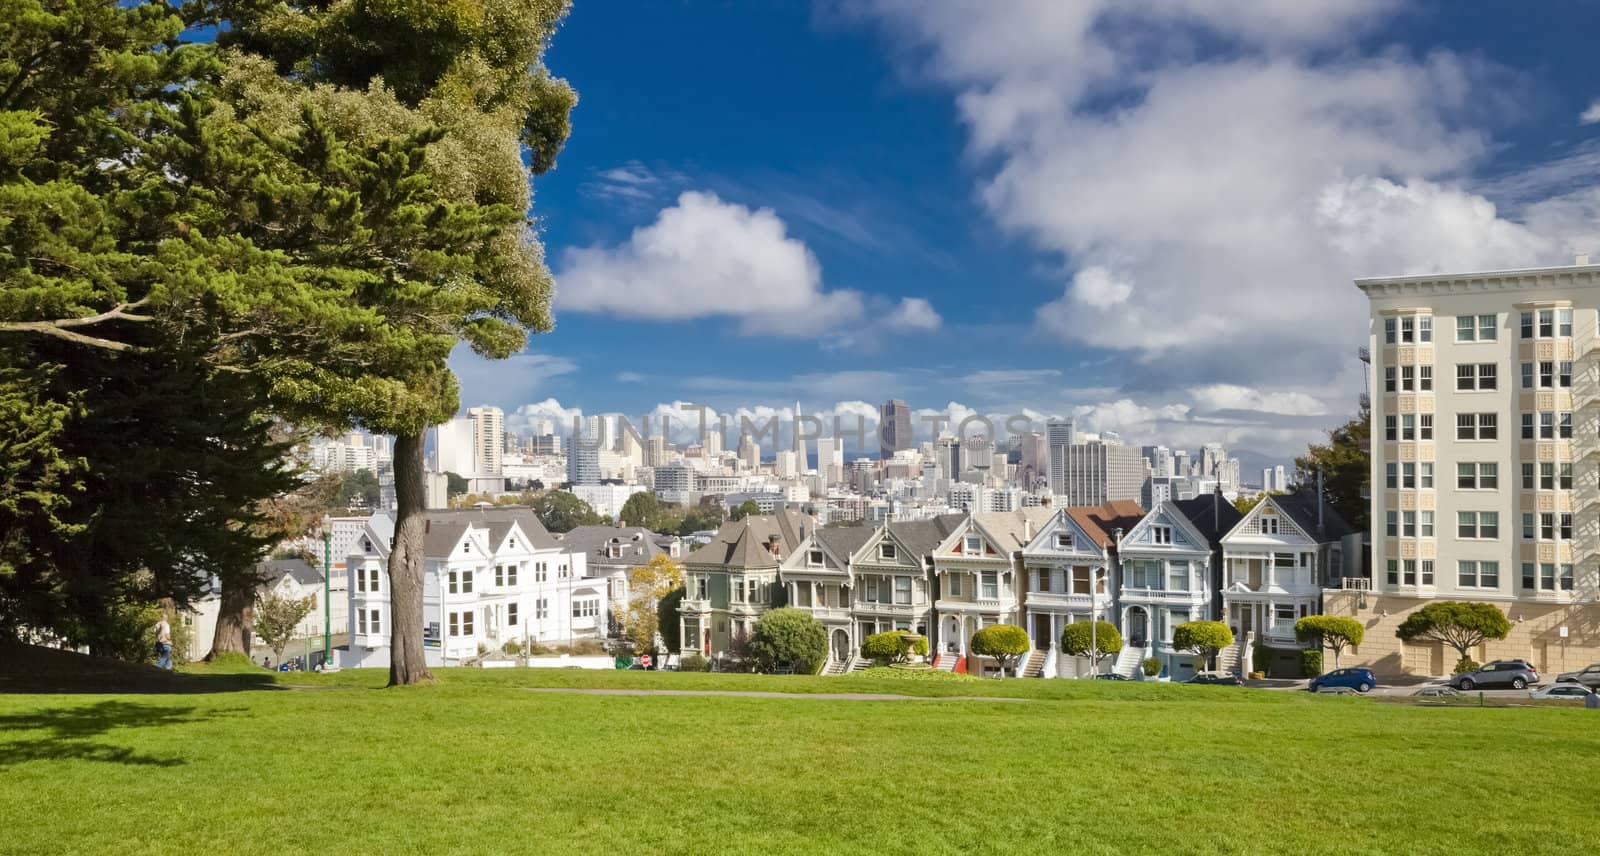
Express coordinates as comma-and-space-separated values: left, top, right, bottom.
154, 615, 173, 670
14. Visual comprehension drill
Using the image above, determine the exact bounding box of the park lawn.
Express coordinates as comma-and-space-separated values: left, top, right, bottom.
1, 665, 1596, 855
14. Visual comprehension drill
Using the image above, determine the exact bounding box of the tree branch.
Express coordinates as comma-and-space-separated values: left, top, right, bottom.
0, 298, 154, 351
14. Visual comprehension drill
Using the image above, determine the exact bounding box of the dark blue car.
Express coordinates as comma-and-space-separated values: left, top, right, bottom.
1308, 667, 1377, 693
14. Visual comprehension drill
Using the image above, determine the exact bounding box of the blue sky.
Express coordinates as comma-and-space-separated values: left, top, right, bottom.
450, 0, 1600, 463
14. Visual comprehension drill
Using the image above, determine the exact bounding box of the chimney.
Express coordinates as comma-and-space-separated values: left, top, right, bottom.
1577, 253, 1592, 266
1024, 518, 1033, 540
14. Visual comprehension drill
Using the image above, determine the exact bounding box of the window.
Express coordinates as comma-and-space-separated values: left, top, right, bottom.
1385, 511, 1397, 537
1167, 562, 1190, 592
894, 576, 912, 605
1541, 462, 1555, 490
358, 568, 367, 593
1034, 569, 1048, 593
1541, 412, 1555, 440
1401, 316, 1415, 343
536, 598, 549, 619
981, 572, 999, 600
1457, 511, 1498, 539
1419, 316, 1432, 342
1561, 361, 1573, 388
358, 610, 368, 634
747, 578, 759, 604
1541, 512, 1555, 540
1522, 513, 1535, 539
1561, 412, 1573, 439
448, 571, 458, 594
1402, 462, 1416, 488
1401, 414, 1415, 440
1522, 563, 1536, 591
1420, 511, 1434, 537
1386, 559, 1398, 586
1421, 560, 1434, 586
807, 549, 824, 566
1457, 413, 1496, 440
1385, 463, 1397, 489
1384, 317, 1397, 344
1402, 511, 1416, 537
1542, 563, 1557, 590
1540, 309, 1555, 337
1522, 413, 1535, 440
447, 611, 472, 636
1523, 463, 1535, 490
965, 535, 983, 553
1071, 566, 1092, 594
1386, 415, 1398, 442
461, 571, 473, 593
730, 577, 744, 603
1456, 315, 1475, 341
1561, 513, 1573, 540
505, 564, 517, 586
879, 543, 896, 560
950, 574, 963, 597
1456, 363, 1496, 390
1385, 367, 1397, 392
1420, 462, 1434, 488
535, 562, 548, 582
1055, 532, 1073, 550
1259, 514, 1279, 535
1419, 365, 1433, 391
572, 599, 600, 618
1559, 308, 1573, 337
1457, 462, 1497, 490
1561, 463, 1573, 490
1561, 564, 1574, 591
1152, 525, 1172, 545
1458, 560, 1499, 588
507, 603, 519, 626
1419, 414, 1433, 440
495, 565, 505, 587
1402, 559, 1416, 585
1521, 311, 1535, 338
1522, 362, 1534, 389
1400, 365, 1414, 391
368, 569, 380, 593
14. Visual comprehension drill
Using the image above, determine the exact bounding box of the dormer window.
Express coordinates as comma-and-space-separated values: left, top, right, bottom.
1152, 526, 1172, 545
964, 535, 983, 553
1055, 533, 1073, 550
1260, 508, 1280, 535
879, 543, 897, 560
808, 549, 824, 566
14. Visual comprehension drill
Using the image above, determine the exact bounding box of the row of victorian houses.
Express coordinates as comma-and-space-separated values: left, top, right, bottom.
680, 491, 1358, 679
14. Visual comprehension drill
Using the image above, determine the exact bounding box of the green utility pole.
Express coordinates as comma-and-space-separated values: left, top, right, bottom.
323, 529, 333, 667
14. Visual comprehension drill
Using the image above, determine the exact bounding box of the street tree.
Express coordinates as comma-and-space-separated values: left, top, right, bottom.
731, 500, 761, 521
1059, 620, 1123, 677
1172, 620, 1234, 673
749, 608, 828, 674
971, 624, 1030, 677
1295, 406, 1370, 532
621, 555, 684, 663
529, 490, 605, 533
1294, 615, 1366, 668
253, 593, 316, 667
1395, 601, 1510, 672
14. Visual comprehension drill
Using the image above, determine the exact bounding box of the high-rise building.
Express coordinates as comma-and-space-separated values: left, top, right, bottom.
1142, 445, 1175, 479
1348, 258, 1600, 674
703, 425, 723, 457
644, 435, 669, 468
737, 433, 760, 471
1046, 417, 1075, 495
816, 437, 843, 484
1172, 449, 1191, 478
1061, 436, 1144, 507
933, 436, 961, 481
466, 405, 504, 476
879, 399, 913, 460
567, 416, 604, 486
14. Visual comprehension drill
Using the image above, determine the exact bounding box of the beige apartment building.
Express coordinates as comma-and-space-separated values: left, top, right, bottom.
1339, 260, 1600, 676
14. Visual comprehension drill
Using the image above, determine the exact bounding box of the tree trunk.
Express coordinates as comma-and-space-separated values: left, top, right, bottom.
386, 431, 434, 686
208, 579, 255, 659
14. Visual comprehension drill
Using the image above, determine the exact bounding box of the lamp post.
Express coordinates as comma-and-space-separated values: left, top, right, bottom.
322, 527, 332, 667
1089, 566, 1100, 677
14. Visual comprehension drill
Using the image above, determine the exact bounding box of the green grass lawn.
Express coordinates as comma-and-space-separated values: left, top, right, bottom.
2, 654, 1596, 855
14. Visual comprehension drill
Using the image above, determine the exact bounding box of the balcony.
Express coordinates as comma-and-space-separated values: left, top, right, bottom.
1339, 577, 1371, 591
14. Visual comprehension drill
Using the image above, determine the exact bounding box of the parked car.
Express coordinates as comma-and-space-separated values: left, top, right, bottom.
1555, 663, 1600, 689
1413, 686, 1459, 698
1451, 661, 1539, 691
1308, 668, 1377, 694
1093, 673, 1131, 681
1185, 673, 1243, 686
1529, 683, 1596, 701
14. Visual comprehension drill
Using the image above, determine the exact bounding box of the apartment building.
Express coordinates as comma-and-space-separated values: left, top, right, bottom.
1341, 261, 1600, 676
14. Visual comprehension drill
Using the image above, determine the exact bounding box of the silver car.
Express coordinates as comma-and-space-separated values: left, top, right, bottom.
1529, 683, 1595, 701
1555, 663, 1600, 689
1450, 661, 1538, 691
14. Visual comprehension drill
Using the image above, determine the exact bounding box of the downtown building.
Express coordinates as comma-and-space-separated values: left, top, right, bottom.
1344, 260, 1600, 676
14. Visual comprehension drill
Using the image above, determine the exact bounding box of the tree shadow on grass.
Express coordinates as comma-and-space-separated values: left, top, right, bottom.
0, 700, 239, 769
0, 641, 284, 695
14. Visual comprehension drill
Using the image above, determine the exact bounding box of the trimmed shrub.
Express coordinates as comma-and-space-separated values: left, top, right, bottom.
502, 639, 523, 656
749, 608, 828, 674
1173, 621, 1235, 672
862, 630, 914, 665
971, 624, 1030, 677
1251, 645, 1272, 674
680, 653, 709, 672
1453, 658, 1480, 674
1059, 620, 1123, 675
1141, 657, 1162, 677
1300, 649, 1323, 678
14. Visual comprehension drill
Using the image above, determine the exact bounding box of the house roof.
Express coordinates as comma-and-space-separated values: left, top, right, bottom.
555, 525, 673, 567
411, 506, 562, 558
971, 507, 1057, 552
888, 514, 966, 557
1172, 493, 1245, 547
260, 558, 322, 589
683, 510, 813, 570
814, 524, 878, 561
1269, 490, 1353, 542
1066, 500, 1147, 548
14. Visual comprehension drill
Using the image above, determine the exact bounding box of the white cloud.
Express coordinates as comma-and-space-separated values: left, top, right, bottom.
856, 1, 1590, 389
957, 368, 1062, 385
885, 296, 942, 331
1191, 384, 1326, 417
1581, 99, 1600, 125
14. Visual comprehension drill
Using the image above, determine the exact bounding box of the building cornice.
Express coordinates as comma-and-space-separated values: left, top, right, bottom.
1355, 264, 1600, 298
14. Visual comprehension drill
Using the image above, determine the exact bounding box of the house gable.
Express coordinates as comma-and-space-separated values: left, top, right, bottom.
1020, 509, 1103, 561
1223, 497, 1314, 546
852, 524, 922, 569
1121, 503, 1209, 555
934, 516, 1005, 560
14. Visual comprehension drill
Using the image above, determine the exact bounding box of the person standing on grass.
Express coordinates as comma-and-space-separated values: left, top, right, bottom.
154, 616, 173, 670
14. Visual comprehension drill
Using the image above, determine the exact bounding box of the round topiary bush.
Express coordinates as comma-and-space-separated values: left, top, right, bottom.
680, 653, 709, 672
1141, 656, 1162, 677
971, 624, 1030, 677
862, 630, 920, 665
1453, 658, 1480, 674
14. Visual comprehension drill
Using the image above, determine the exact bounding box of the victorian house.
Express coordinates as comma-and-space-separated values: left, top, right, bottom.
678, 511, 811, 662
1018, 501, 1144, 678
930, 508, 1053, 675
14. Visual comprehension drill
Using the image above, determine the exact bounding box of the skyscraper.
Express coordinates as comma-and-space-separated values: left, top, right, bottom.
879, 399, 912, 461
1046, 417, 1075, 495
737, 432, 760, 471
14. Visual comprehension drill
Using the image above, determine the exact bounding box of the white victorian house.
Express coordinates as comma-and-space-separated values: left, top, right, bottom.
930, 509, 1051, 675
1019, 502, 1144, 678
1218, 492, 1353, 677
1112, 498, 1237, 681
778, 524, 875, 672
341, 507, 607, 669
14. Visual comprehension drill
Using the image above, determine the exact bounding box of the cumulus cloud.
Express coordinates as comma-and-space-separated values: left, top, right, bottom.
1581, 99, 1600, 125
1191, 384, 1326, 417
885, 297, 942, 331
855, 0, 1589, 395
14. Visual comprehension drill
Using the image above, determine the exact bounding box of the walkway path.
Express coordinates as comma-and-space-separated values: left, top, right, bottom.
523, 687, 1031, 702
